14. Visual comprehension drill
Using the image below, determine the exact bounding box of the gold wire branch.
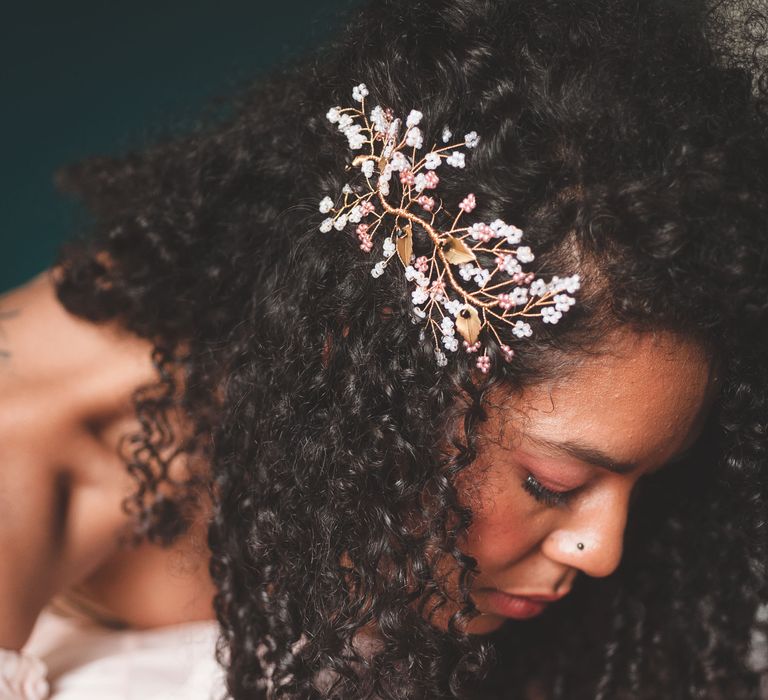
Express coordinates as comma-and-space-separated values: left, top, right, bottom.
318, 84, 580, 371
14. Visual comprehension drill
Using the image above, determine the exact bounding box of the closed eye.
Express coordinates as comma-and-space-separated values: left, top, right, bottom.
521, 473, 580, 508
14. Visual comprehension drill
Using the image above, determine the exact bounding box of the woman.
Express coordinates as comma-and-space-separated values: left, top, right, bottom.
3, 0, 768, 697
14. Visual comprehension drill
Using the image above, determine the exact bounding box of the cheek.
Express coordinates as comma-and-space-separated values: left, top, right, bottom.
457, 463, 544, 573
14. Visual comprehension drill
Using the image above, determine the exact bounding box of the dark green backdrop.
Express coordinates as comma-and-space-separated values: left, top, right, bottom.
2, 2, 359, 294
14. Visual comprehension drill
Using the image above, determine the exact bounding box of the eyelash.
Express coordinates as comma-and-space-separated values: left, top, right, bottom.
522, 473, 578, 508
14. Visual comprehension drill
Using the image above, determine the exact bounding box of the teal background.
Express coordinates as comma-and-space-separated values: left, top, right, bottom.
2, 2, 359, 294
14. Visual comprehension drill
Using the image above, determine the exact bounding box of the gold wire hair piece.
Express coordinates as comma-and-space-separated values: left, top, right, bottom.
318, 83, 580, 372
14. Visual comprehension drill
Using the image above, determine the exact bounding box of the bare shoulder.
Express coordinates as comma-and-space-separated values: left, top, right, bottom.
0, 269, 157, 392
0, 270, 217, 635
0, 268, 163, 486
0, 270, 161, 647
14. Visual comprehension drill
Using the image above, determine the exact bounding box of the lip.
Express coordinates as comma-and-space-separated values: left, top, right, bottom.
506, 590, 571, 603
478, 588, 571, 619
479, 591, 548, 619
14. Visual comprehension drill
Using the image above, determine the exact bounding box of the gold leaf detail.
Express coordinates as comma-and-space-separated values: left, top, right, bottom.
396, 223, 413, 266
455, 304, 482, 344
442, 236, 477, 264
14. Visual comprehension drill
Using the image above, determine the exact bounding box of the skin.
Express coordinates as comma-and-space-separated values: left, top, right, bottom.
0, 270, 216, 650
448, 329, 718, 635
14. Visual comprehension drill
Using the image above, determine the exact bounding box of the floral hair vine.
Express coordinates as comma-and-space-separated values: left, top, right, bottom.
318, 82, 581, 373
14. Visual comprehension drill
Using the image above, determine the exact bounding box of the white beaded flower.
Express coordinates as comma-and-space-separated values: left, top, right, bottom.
412, 287, 430, 305
348, 206, 363, 223
504, 225, 524, 245
383, 237, 397, 257
458, 263, 476, 282
516, 246, 535, 264
424, 152, 442, 169
371, 259, 389, 277
464, 131, 480, 148
512, 320, 533, 338
390, 151, 409, 172
405, 127, 424, 150
444, 298, 463, 317
317, 83, 581, 371
529, 278, 548, 296
554, 293, 576, 312
541, 306, 563, 324
352, 83, 369, 102
445, 151, 466, 168
442, 335, 459, 352
474, 268, 491, 287
406, 109, 423, 128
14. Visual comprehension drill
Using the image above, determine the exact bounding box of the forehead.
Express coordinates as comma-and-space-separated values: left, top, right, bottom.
491, 331, 715, 467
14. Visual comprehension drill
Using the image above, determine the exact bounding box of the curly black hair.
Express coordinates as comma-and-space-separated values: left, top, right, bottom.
51, 0, 768, 697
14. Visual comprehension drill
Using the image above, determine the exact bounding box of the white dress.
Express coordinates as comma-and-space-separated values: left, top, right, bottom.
1, 596, 226, 700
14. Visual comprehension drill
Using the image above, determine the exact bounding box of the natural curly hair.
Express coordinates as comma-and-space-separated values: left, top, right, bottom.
51, 0, 768, 697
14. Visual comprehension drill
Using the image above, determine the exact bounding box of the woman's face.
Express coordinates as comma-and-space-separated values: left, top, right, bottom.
448, 329, 717, 635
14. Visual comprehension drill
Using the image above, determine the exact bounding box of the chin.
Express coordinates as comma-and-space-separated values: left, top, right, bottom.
465, 613, 508, 636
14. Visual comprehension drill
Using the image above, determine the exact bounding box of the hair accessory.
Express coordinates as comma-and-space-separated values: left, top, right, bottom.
319, 83, 580, 372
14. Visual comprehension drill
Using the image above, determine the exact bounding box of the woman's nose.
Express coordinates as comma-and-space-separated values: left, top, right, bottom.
540, 479, 632, 579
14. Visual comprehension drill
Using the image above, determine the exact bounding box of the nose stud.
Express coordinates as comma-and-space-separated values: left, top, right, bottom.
576, 542, 585, 550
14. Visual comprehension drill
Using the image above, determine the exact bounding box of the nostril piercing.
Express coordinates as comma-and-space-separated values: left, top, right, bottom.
577, 542, 585, 550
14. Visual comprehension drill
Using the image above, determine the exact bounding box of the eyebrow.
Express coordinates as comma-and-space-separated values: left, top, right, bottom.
522, 434, 696, 475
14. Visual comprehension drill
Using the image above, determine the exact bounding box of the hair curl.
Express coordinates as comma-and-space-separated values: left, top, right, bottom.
52, 0, 768, 697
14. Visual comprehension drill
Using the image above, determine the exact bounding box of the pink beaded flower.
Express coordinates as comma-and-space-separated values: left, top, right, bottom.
459, 193, 477, 213
417, 195, 435, 212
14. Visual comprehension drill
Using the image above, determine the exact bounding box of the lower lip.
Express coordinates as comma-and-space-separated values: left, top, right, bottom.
481, 591, 549, 619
